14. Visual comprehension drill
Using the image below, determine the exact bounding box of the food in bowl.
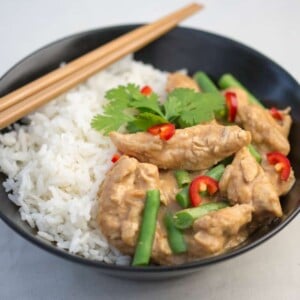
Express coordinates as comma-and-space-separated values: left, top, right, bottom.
0, 56, 295, 266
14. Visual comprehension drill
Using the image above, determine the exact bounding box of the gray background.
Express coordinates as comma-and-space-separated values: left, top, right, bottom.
0, 0, 299, 299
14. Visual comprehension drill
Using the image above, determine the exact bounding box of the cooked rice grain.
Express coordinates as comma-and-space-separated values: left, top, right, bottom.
0, 56, 167, 264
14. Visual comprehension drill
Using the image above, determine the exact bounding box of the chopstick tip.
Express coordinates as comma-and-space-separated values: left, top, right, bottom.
190, 2, 204, 11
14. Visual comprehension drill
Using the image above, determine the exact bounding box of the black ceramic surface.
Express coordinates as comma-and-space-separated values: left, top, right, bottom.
0, 25, 299, 280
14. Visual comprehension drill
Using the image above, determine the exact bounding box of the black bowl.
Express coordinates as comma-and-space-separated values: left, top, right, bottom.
0, 25, 299, 280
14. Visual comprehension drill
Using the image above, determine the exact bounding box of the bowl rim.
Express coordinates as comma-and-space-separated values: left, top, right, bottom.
0, 24, 299, 273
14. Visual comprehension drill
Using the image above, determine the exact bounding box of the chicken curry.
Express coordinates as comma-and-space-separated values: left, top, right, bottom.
92, 71, 295, 266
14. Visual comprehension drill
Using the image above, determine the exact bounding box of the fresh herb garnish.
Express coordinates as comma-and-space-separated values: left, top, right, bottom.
91, 84, 225, 135
127, 112, 167, 133
164, 89, 225, 128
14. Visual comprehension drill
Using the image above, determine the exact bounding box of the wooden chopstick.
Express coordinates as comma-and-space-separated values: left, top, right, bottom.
0, 3, 202, 129
0, 2, 201, 112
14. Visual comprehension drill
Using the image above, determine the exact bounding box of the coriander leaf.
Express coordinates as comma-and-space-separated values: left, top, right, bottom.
177, 92, 225, 127
91, 111, 134, 135
127, 112, 168, 133
91, 84, 166, 135
179, 109, 214, 128
163, 94, 183, 121
106, 83, 165, 117
164, 88, 225, 126
129, 92, 165, 118
91, 84, 140, 135
105, 84, 136, 107
126, 121, 141, 134
200, 92, 225, 114
163, 89, 199, 120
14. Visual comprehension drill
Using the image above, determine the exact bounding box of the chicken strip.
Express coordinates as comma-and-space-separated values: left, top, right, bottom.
190, 204, 253, 255
271, 107, 292, 138
261, 157, 295, 196
110, 123, 251, 170
224, 88, 290, 155
97, 155, 160, 253
219, 147, 282, 221
166, 72, 200, 93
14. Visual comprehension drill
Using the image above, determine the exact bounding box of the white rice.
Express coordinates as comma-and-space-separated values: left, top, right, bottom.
0, 56, 168, 264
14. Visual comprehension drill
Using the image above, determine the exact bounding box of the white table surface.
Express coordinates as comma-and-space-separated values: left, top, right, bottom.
0, 0, 299, 299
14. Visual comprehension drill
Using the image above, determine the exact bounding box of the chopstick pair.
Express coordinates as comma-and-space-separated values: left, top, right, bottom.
0, 3, 203, 129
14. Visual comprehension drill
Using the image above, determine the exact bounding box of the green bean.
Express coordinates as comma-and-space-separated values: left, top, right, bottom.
205, 164, 225, 181
193, 72, 227, 121
218, 73, 264, 107
175, 186, 190, 208
193, 72, 219, 92
174, 170, 191, 188
247, 144, 262, 164
173, 202, 229, 229
220, 155, 234, 166
132, 190, 160, 266
164, 212, 187, 254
